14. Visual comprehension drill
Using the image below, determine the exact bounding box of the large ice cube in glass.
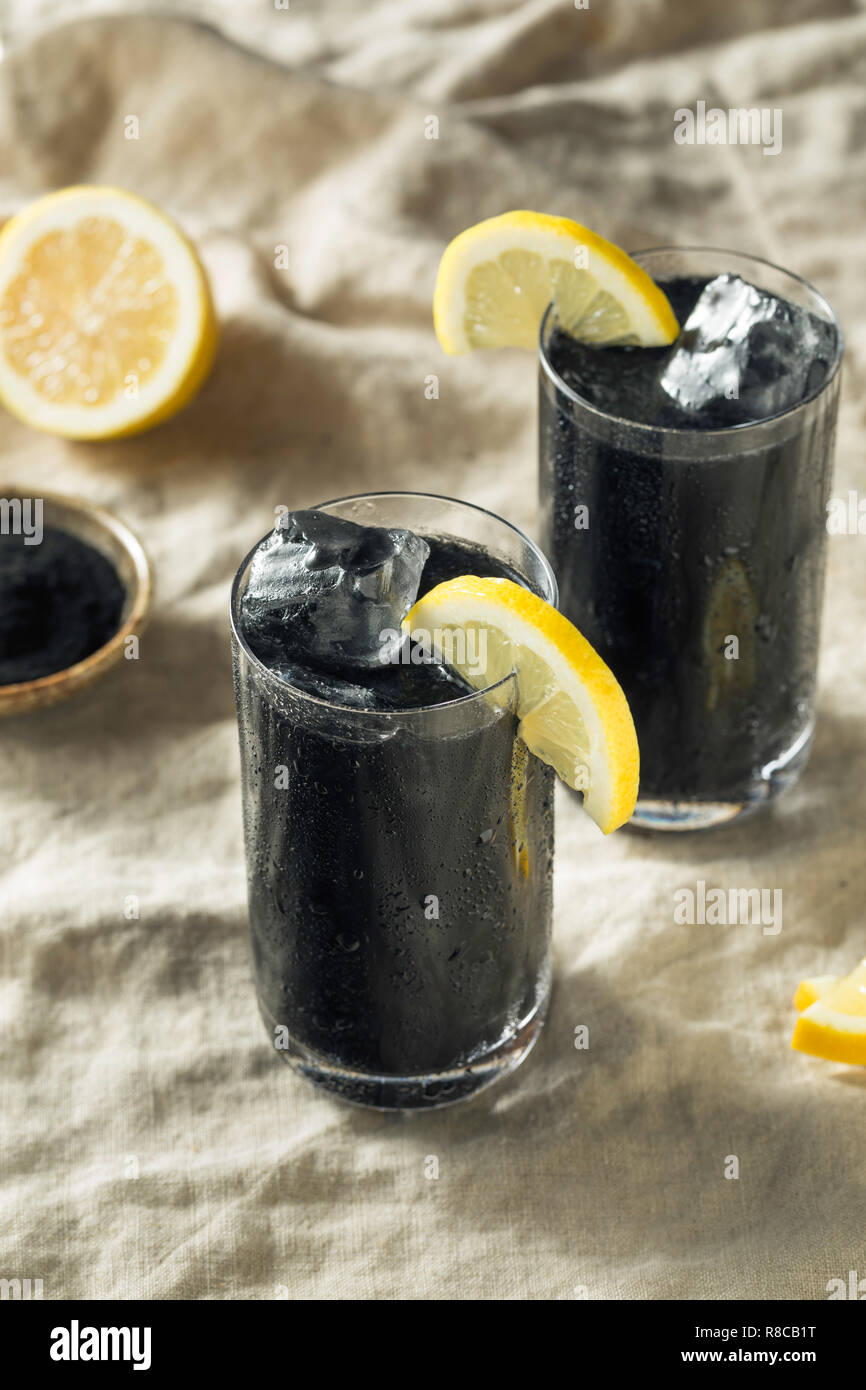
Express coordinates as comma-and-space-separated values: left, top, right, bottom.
660, 274, 837, 424
240, 510, 430, 673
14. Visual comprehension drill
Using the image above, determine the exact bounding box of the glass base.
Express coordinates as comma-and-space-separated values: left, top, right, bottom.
259, 988, 550, 1111
630, 721, 814, 833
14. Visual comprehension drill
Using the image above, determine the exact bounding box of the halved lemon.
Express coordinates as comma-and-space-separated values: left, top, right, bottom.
791, 959, 866, 1065
433, 210, 679, 354
403, 576, 639, 833
0, 185, 217, 439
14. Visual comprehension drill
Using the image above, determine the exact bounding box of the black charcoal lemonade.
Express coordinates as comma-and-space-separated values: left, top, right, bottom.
540, 249, 842, 829
230, 494, 556, 1109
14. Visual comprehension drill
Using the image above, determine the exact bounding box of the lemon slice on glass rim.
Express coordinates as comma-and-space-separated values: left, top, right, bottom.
433, 209, 678, 354
403, 575, 639, 834
0, 185, 217, 439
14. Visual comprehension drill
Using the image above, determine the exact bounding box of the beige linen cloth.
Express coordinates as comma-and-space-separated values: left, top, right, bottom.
1, 2, 865, 1301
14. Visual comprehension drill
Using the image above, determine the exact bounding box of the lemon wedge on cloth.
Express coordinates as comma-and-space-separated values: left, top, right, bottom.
433, 210, 679, 354
403, 576, 639, 833
792, 959, 866, 1065
0, 185, 217, 438
792, 974, 838, 1012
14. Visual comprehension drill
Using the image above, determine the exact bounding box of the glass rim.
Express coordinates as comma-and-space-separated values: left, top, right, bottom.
538, 245, 844, 440
229, 489, 557, 719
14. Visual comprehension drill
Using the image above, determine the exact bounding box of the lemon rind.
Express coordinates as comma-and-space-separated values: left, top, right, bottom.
404, 576, 639, 833
792, 1000, 866, 1066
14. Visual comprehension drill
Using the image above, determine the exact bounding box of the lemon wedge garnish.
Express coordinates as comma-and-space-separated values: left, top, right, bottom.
0, 185, 217, 439
403, 576, 639, 833
433, 210, 678, 355
792, 974, 838, 1012
791, 959, 866, 1065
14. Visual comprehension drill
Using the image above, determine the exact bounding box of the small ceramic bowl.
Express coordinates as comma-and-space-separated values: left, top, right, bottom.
0, 488, 152, 716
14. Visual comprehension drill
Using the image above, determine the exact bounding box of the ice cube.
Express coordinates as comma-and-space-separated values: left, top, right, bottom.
660, 274, 836, 424
240, 510, 430, 672
269, 663, 394, 709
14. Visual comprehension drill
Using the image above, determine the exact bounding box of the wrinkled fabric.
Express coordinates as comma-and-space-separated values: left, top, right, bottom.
1, 3, 864, 1300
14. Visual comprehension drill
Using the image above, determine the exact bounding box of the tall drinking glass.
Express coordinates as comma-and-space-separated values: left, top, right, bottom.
230, 493, 557, 1108
539, 248, 843, 830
